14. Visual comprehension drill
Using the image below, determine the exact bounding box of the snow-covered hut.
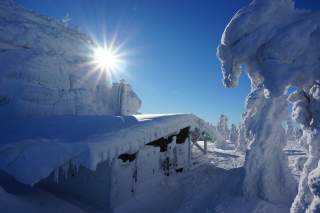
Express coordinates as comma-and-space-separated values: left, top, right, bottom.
0, 114, 219, 212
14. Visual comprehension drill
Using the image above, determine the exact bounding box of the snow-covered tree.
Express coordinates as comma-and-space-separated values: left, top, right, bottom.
289, 86, 320, 213
217, 114, 230, 140
228, 123, 238, 143
218, 0, 320, 210
216, 0, 320, 207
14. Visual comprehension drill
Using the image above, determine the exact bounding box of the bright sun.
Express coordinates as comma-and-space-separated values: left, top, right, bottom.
87, 40, 127, 84
92, 46, 122, 72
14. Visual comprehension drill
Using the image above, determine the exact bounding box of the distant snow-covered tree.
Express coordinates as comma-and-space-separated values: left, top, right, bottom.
217, 114, 230, 140
229, 123, 238, 143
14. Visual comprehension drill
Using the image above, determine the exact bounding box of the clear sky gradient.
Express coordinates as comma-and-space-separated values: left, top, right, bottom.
16, 0, 320, 124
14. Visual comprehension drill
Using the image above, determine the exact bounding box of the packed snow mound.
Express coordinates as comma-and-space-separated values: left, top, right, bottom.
0, 114, 220, 185
0, 1, 141, 118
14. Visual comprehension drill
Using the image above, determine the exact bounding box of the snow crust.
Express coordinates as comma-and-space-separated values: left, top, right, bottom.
0, 0, 141, 118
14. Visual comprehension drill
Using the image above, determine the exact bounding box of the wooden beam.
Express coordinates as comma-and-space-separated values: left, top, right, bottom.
204, 140, 207, 154
193, 141, 206, 154
188, 135, 192, 168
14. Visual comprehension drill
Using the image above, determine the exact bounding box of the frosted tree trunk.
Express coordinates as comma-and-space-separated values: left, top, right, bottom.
242, 88, 296, 205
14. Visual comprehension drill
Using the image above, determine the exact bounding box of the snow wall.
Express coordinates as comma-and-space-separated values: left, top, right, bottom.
217, 0, 320, 211
0, 0, 141, 118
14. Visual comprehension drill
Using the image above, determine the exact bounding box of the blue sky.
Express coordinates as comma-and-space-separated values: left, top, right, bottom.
16, 0, 320, 124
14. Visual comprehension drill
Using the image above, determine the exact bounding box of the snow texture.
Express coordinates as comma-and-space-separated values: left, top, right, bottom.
0, 0, 141, 118
217, 0, 320, 208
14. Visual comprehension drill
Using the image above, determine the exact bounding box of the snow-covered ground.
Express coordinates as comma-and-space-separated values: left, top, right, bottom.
192, 141, 244, 170
189, 139, 305, 213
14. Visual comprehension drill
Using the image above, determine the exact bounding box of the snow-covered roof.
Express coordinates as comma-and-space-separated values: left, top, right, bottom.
0, 114, 222, 186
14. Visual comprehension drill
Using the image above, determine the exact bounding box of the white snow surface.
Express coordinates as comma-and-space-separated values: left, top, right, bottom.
0, 114, 221, 186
